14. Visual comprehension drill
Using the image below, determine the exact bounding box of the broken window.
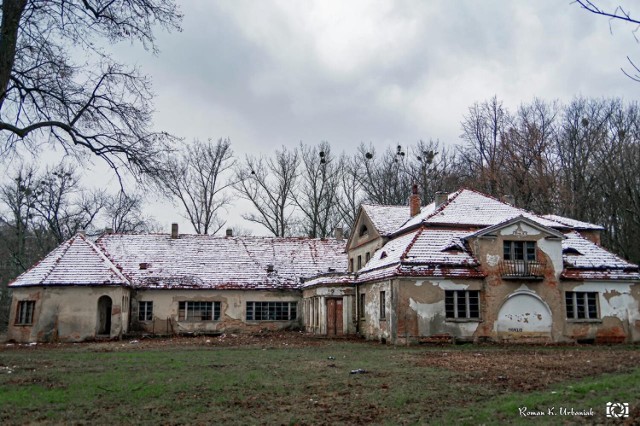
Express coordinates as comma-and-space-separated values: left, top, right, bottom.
15, 300, 35, 325
246, 302, 297, 321
139, 301, 153, 321
178, 301, 220, 321
379, 291, 386, 320
445, 290, 480, 319
359, 293, 366, 319
503, 241, 536, 261
565, 291, 598, 320
359, 224, 368, 237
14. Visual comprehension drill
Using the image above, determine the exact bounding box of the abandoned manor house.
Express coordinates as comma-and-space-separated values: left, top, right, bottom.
7, 188, 640, 344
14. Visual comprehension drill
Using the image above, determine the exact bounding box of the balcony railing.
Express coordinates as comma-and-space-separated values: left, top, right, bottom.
499, 260, 546, 280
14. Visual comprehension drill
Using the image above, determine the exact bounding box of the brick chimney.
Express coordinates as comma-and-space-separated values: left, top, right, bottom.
435, 191, 448, 208
171, 223, 179, 239
226, 228, 233, 237
409, 184, 420, 217
334, 227, 344, 240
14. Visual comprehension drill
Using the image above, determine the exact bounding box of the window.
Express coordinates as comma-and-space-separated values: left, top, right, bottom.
359, 293, 366, 319
15, 300, 35, 325
139, 301, 153, 321
566, 292, 598, 320
379, 291, 386, 319
357, 255, 362, 270
365, 252, 370, 263
503, 241, 536, 261
445, 290, 480, 319
178, 301, 220, 321
349, 258, 354, 272
246, 302, 297, 321
359, 224, 368, 237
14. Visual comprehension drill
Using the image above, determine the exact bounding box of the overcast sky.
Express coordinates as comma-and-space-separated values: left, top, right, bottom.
28, 1, 640, 234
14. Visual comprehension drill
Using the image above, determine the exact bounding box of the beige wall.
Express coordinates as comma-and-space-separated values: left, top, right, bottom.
131, 289, 301, 335
8, 286, 130, 343
357, 280, 392, 341
347, 213, 385, 272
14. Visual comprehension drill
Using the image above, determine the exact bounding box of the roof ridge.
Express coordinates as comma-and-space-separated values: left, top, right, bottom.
84, 235, 130, 284
422, 189, 463, 222
400, 227, 424, 260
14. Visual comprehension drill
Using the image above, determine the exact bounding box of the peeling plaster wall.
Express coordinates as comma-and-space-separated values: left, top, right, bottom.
302, 286, 355, 335
395, 278, 483, 343
8, 286, 130, 343
131, 289, 301, 335
562, 281, 640, 343
358, 280, 392, 341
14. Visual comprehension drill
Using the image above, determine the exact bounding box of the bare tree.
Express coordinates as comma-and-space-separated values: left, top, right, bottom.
0, 1, 181, 177
334, 153, 365, 235
157, 138, 234, 235
294, 142, 341, 238
458, 96, 510, 195
235, 146, 299, 237
103, 191, 156, 234
358, 143, 414, 205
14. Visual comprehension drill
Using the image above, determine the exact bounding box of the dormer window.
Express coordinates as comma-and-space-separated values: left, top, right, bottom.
503, 241, 535, 261
359, 224, 369, 237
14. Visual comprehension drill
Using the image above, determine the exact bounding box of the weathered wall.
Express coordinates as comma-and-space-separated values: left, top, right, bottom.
357, 280, 392, 341
347, 213, 384, 272
393, 278, 483, 343
561, 281, 640, 343
131, 289, 301, 335
302, 286, 355, 335
8, 286, 130, 343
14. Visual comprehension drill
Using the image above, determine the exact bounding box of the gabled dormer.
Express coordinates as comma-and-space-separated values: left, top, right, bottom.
465, 215, 565, 280
347, 204, 411, 272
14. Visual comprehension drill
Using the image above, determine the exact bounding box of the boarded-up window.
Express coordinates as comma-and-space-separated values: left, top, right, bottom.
445, 290, 479, 319
178, 301, 220, 321
246, 302, 297, 321
15, 300, 35, 325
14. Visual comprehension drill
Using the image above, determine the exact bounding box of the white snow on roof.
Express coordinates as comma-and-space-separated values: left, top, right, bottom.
10, 234, 130, 287
361, 204, 410, 236
97, 234, 347, 290
562, 232, 637, 270
421, 189, 563, 228
542, 214, 604, 230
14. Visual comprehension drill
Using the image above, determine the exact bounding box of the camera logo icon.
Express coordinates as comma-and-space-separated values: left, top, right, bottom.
606, 402, 629, 418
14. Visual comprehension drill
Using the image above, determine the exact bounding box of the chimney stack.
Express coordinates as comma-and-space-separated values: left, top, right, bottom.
171, 223, 179, 239
435, 191, 448, 208
226, 228, 233, 237
334, 227, 344, 240
502, 194, 515, 206
266, 264, 274, 273
409, 184, 420, 217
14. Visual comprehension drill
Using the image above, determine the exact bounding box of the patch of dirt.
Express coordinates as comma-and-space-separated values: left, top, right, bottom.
414, 346, 640, 392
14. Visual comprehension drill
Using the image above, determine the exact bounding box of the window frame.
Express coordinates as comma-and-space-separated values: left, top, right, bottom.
565, 291, 599, 321
444, 290, 480, 321
15, 300, 35, 325
379, 291, 386, 320
138, 301, 153, 321
245, 301, 298, 321
359, 293, 366, 319
503, 241, 536, 261
178, 301, 220, 321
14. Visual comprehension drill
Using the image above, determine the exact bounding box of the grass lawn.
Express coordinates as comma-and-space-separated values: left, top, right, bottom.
0, 335, 638, 425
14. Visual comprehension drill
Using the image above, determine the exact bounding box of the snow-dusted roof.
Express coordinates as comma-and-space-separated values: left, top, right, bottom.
97, 234, 347, 290
300, 273, 355, 289
542, 214, 604, 230
361, 204, 410, 236
10, 234, 130, 287
561, 232, 639, 280
357, 228, 484, 283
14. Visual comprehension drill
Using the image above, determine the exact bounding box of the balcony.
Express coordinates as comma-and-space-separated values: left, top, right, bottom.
499, 260, 546, 280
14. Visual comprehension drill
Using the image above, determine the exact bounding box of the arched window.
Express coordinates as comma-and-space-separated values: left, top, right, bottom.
359, 224, 368, 237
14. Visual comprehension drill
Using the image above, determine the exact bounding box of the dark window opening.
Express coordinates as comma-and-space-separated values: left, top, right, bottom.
246, 301, 297, 321
379, 291, 386, 319
566, 291, 598, 320
359, 224, 368, 237
445, 290, 480, 319
178, 301, 220, 321
138, 301, 153, 321
359, 293, 366, 319
15, 300, 35, 325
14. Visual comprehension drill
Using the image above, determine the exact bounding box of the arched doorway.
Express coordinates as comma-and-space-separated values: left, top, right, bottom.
97, 296, 113, 336
496, 291, 552, 340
